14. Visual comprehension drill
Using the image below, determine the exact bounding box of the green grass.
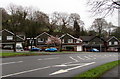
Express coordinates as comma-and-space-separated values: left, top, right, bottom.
74, 60, 120, 79
0, 52, 49, 57
0, 51, 83, 57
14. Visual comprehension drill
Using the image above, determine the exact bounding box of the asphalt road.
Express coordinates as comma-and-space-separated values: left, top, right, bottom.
1, 52, 119, 78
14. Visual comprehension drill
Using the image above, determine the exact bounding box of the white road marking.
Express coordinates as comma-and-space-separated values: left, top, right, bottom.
2, 66, 51, 78
49, 62, 95, 75
53, 63, 85, 67
69, 56, 78, 62
38, 57, 59, 60
38, 59, 42, 60
0, 61, 23, 65
84, 56, 90, 59
77, 56, 84, 60
63, 62, 73, 65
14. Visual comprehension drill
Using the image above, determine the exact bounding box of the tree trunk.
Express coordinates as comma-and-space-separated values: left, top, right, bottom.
14, 33, 17, 52
59, 43, 62, 52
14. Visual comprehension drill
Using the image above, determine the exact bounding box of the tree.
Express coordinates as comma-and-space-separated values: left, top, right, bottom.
25, 8, 49, 50
73, 20, 80, 38
111, 26, 120, 39
46, 36, 61, 51
91, 18, 108, 37
69, 13, 85, 37
7, 4, 28, 52
87, 0, 120, 16
107, 22, 116, 36
1, 8, 10, 30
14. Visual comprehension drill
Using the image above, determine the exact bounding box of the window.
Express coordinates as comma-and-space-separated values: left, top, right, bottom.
7, 36, 13, 40
109, 42, 112, 45
38, 38, 44, 42
0, 36, 2, 40
114, 41, 118, 45
29, 40, 34, 44
93, 42, 96, 44
68, 39, 73, 43
62, 39, 64, 43
76, 40, 79, 43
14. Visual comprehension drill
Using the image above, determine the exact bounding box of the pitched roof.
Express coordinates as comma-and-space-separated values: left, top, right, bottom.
35, 32, 52, 39
60, 33, 82, 42
107, 36, 120, 42
1, 29, 24, 40
80, 36, 95, 42
89, 36, 106, 42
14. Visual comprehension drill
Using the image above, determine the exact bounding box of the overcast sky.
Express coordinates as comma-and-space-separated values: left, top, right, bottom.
0, 0, 118, 29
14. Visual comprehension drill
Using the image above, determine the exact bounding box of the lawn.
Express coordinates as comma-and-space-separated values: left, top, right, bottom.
74, 60, 120, 78
0, 52, 49, 57
0, 51, 82, 57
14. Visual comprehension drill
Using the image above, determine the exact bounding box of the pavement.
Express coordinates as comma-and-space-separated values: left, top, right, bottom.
101, 65, 120, 78
1, 52, 119, 78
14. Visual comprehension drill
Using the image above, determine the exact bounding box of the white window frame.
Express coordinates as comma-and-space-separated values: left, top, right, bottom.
0, 36, 2, 40
62, 39, 64, 43
76, 40, 79, 43
109, 42, 112, 45
114, 41, 118, 45
68, 39, 73, 43
38, 38, 44, 42
7, 36, 13, 40
29, 39, 34, 44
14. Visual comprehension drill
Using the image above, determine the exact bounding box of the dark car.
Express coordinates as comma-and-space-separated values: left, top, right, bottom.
45, 48, 57, 52
31, 47, 42, 51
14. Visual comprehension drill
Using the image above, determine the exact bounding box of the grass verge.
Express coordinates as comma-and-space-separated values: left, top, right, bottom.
74, 60, 120, 79
0, 52, 49, 58
0, 51, 83, 57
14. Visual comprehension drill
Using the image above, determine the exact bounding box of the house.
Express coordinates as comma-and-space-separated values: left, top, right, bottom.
106, 36, 120, 52
80, 36, 107, 52
0, 29, 24, 49
60, 33, 82, 51
35, 32, 52, 49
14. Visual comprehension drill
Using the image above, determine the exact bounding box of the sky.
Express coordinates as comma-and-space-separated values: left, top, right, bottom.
0, 0, 118, 29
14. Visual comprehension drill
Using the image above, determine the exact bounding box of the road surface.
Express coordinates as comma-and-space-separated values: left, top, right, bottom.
1, 52, 119, 78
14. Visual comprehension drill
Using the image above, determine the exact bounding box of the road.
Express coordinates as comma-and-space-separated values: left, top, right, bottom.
1, 52, 119, 78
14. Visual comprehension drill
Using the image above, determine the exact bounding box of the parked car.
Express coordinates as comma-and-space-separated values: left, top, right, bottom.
45, 48, 57, 52
3, 45, 13, 50
16, 43, 24, 52
16, 47, 24, 52
89, 48, 99, 52
31, 47, 42, 51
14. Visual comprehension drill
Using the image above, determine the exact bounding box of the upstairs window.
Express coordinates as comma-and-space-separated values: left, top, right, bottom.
0, 36, 2, 40
68, 39, 73, 43
38, 38, 44, 42
62, 39, 64, 43
109, 42, 112, 45
7, 36, 13, 40
76, 40, 79, 43
114, 41, 118, 45
29, 40, 34, 44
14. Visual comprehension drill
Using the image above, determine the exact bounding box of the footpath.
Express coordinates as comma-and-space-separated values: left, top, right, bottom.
101, 65, 120, 78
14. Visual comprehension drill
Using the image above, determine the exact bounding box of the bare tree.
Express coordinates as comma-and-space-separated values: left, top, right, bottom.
87, 0, 120, 17
7, 4, 28, 52
69, 13, 84, 27
91, 18, 108, 36
49, 12, 70, 33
